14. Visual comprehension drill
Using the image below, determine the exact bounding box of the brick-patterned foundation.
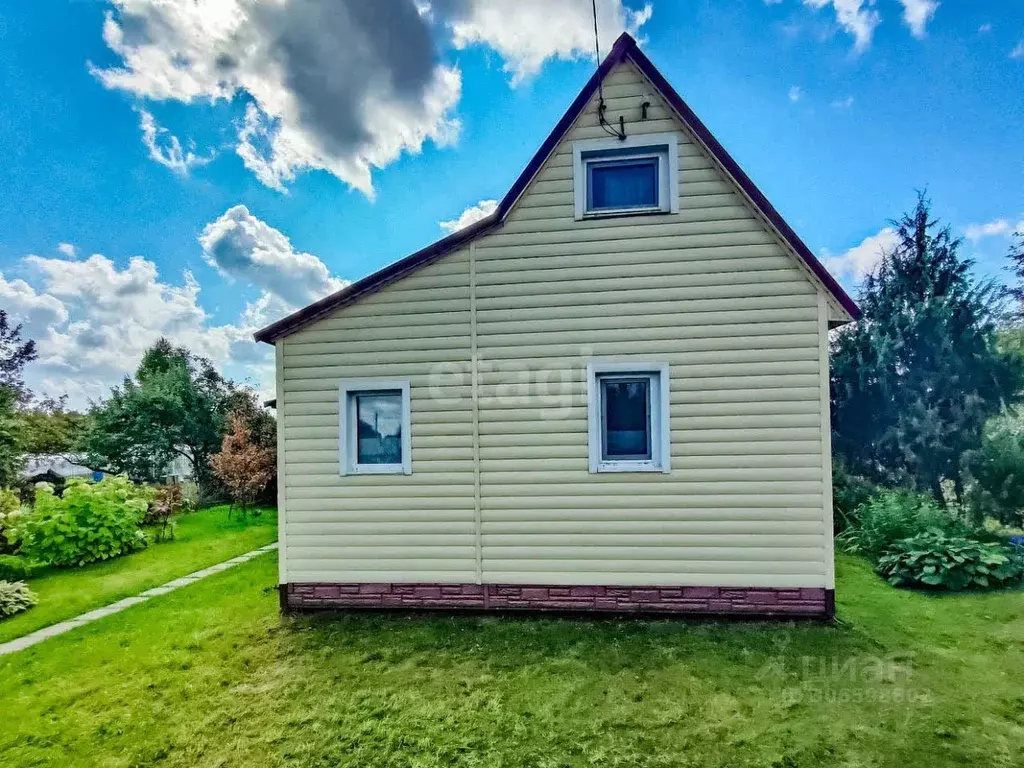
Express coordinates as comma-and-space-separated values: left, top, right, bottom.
281, 583, 833, 619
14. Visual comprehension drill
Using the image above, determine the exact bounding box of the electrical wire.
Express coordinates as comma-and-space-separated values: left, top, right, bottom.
591, 0, 626, 140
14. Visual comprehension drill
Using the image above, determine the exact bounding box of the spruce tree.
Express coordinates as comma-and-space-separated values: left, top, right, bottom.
831, 194, 1022, 502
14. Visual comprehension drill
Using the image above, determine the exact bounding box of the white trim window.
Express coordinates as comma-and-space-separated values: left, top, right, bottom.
586, 362, 671, 473
573, 133, 679, 220
338, 379, 412, 475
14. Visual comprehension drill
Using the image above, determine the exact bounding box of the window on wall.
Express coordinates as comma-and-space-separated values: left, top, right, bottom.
587, 363, 671, 473
339, 379, 411, 475
573, 133, 679, 220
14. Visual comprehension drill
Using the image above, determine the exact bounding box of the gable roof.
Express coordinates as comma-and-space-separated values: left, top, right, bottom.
255, 33, 859, 344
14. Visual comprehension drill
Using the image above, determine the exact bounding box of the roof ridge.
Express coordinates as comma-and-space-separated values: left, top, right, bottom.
255, 32, 856, 344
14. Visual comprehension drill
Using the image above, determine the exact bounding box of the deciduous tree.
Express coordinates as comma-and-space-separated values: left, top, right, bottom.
0, 311, 37, 402
86, 339, 239, 494
210, 412, 275, 513
20, 396, 88, 455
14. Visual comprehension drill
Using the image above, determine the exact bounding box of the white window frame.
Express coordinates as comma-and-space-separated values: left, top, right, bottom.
573, 133, 679, 220
338, 379, 412, 476
586, 362, 671, 474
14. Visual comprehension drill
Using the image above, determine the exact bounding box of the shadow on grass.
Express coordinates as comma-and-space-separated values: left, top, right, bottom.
281, 610, 876, 677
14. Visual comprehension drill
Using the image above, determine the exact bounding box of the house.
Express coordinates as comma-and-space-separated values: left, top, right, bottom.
255, 33, 859, 618
21, 454, 104, 484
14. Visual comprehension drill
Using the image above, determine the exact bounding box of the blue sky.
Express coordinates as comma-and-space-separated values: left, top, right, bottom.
0, 0, 1022, 406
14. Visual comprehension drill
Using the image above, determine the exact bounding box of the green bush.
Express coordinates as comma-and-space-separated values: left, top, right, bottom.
8, 476, 149, 567
963, 426, 1024, 528
836, 489, 969, 560
877, 530, 1024, 591
0, 487, 22, 555
0, 580, 38, 618
832, 461, 877, 533
0, 554, 41, 581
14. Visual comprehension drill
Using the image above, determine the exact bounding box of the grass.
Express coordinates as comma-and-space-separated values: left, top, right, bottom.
0, 554, 1021, 767
0, 504, 276, 644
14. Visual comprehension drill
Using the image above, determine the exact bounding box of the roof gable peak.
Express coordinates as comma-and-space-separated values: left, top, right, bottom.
255, 33, 857, 344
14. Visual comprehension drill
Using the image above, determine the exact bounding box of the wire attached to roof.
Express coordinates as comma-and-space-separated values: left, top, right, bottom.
591, 0, 627, 141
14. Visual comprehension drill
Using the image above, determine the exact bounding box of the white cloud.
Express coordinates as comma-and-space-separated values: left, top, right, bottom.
136, 108, 213, 175
788, 85, 803, 102
898, 0, 938, 38
823, 227, 899, 281
831, 95, 855, 109
965, 219, 1011, 241
1, 252, 266, 408
57, 243, 77, 258
439, 199, 498, 234
239, 291, 298, 330
448, 0, 653, 85
0, 274, 69, 343
964, 218, 1024, 242
200, 205, 348, 308
978, 23, 992, 34
93, 0, 463, 196
1012, 41, 1024, 60
92, 1, 658, 191
802, 0, 881, 51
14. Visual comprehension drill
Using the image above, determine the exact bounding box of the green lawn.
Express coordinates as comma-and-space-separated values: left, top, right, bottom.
0, 553, 1021, 768
0, 504, 276, 644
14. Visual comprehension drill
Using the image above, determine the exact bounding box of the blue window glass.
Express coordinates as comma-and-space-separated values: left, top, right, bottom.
354, 390, 403, 465
587, 158, 658, 211
601, 377, 652, 461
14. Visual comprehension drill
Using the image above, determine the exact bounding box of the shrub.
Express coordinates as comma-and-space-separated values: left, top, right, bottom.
836, 489, 970, 561
877, 530, 1024, 591
963, 426, 1024, 528
0, 554, 41, 581
0, 487, 22, 554
8, 476, 149, 567
144, 485, 185, 543
0, 580, 38, 618
832, 461, 877, 534
210, 413, 275, 515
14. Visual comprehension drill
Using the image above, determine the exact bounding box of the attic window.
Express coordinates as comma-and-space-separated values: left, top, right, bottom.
339, 379, 411, 475
573, 133, 679, 220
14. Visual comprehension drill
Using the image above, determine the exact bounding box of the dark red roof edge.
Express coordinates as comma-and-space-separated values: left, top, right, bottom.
622, 43, 860, 321
255, 33, 857, 344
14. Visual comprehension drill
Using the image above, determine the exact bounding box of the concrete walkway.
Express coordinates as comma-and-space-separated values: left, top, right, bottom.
0, 542, 278, 656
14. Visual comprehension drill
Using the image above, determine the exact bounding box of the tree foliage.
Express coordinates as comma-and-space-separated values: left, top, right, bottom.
831, 194, 1023, 502
20, 396, 89, 455
85, 339, 241, 492
0, 386, 22, 488
0, 310, 37, 402
210, 411, 275, 512
1004, 231, 1024, 318
0, 312, 36, 485
962, 418, 1024, 528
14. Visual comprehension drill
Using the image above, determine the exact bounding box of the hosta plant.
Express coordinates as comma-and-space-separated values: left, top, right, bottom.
877, 530, 1024, 591
0, 580, 38, 618
8, 476, 149, 567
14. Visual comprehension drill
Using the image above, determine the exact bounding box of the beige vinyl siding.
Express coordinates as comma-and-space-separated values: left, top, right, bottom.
279, 248, 477, 584
474, 59, 826, 588
277, 59, 833, 589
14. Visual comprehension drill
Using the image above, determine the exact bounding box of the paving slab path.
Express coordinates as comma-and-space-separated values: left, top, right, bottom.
0, 542, 278, 656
